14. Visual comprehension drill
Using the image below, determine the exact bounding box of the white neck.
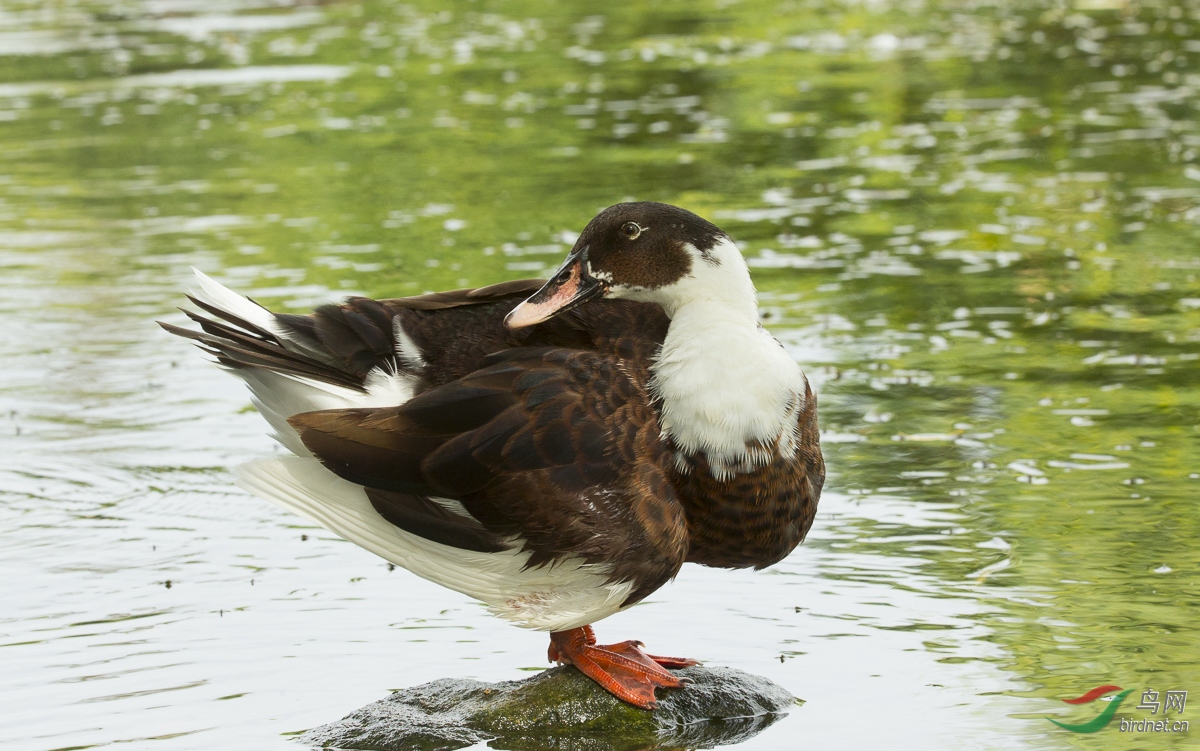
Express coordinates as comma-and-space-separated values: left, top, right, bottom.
645, 240, 808, 479
655, 242, 760, 322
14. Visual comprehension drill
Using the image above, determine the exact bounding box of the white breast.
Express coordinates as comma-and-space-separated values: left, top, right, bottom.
651, 307, 807, 478
631, 235, 809, 480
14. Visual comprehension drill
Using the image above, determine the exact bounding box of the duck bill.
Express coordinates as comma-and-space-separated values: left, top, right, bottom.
504, 250, 606, 329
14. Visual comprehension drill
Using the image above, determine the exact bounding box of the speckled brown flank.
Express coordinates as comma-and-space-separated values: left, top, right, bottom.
670, 383, 824, 570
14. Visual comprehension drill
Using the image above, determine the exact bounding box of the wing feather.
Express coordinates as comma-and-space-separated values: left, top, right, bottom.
365, 488, 509, 553
288, 347, 689, 603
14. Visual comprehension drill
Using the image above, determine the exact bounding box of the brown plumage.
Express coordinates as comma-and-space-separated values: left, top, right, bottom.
166, 283, 821, 585
673, 383, 823, 569
163, 201, 824, 710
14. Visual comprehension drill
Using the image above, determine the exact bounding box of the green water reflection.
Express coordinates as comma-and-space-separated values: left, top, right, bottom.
2, 0, 1199, 748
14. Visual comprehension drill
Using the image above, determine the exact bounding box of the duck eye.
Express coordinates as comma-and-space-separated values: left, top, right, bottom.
620, 222, 642, 240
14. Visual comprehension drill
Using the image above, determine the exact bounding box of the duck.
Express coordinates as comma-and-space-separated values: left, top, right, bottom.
161, 201, 824, 709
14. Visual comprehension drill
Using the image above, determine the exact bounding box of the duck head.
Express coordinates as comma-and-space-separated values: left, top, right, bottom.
505, 201, 750, 329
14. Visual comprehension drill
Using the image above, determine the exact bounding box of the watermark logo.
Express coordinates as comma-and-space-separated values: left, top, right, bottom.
1048, 685, 1187, 734
1049, 685, 1132, 733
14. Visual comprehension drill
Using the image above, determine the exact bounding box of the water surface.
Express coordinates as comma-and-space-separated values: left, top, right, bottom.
1, 0, 1198, 749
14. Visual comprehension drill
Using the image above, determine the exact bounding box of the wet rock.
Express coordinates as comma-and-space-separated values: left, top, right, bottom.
300, 665, 797, 751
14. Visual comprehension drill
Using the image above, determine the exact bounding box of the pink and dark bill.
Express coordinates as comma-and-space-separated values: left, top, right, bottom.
505, 250, 606, 329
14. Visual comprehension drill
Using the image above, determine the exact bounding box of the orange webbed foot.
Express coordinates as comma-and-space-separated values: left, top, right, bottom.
547, 625, 701, 709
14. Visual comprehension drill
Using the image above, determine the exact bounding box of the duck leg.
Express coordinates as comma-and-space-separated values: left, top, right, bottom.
547, 625, 700, 709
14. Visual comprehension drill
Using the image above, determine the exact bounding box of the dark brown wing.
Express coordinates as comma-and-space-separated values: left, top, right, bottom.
289, 347, 689, 604
271, 280, 549, 382
161, 277, 670, 397
376, 290, 669, 389
158, 280, 545, 392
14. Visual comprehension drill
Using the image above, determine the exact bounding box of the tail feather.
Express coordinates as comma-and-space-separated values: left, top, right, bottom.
189, 268, 283, 340
162, 270, 370, 392
238, 369, 374, 456
185, 293, 278, 344
161, 270, 420, 452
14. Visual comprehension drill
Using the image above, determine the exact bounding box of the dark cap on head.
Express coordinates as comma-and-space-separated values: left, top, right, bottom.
505, 202, 729, 329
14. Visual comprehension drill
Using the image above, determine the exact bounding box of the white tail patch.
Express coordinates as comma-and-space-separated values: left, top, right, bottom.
190, 267, 283, 337
236, 362, 416, 454
237, 457, 633, 631
189, 268, 418, 451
